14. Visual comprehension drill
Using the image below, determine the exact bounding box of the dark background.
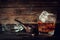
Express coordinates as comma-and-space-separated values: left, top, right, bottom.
0, 0, 60, 40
